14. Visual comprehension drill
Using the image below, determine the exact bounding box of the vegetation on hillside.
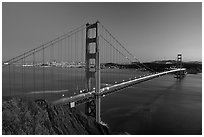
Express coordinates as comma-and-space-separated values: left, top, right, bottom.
2, 97, 111, 135
103, 61, 202, 74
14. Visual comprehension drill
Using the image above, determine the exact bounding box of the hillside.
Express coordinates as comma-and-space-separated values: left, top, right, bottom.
103, 61, 202, 74
2, 97, 111, 135
143, 61, 202, 74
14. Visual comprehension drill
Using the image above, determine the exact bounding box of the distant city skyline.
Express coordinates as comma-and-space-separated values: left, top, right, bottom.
2, 2, 202, 62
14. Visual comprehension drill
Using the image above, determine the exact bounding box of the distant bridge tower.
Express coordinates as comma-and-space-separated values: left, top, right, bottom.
176, 53, 185, 79
177, 53, 182, 69
85, 21, 101, 123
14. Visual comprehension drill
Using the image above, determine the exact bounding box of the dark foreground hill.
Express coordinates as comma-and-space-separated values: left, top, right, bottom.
2, 97, 111, 135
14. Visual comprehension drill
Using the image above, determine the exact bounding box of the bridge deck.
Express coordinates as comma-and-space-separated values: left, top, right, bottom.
53, 68, 186, 107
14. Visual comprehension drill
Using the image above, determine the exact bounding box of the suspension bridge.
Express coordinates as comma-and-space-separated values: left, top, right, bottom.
2, 21, 186, 123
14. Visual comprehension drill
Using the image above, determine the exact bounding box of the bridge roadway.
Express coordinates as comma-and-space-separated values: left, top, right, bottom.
53, 68, 186, 108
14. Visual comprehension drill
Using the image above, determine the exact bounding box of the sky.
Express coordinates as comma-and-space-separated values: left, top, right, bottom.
2, 2, 202, 62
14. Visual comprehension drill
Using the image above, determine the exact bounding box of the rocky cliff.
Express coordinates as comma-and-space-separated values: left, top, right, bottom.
2, 97, 111, 135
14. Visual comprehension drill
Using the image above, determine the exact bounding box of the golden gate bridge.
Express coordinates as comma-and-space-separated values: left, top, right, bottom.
2, 21, 186, 123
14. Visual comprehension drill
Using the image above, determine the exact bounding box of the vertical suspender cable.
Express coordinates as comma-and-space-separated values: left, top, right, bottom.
33, 51, 35, 91
23, 54, 25, 92
52, 44, 55, 91
109, 33, 112, 83
58, 39, 60, 90
9, 65, 11, 95
60, 40, 62, 90
43, 45, 45, 99
13, 60, 15, 92
65, 36, 66, 63
65, 37, 67, 91
116, 41, 118, 82
114, 40, 116, 82
67, 37, 69, 91
21, 58, 23, 92
24, 55, 26, 93
70, 35, 72, 93
75, 31, 77, 93
49, 44, 52, 91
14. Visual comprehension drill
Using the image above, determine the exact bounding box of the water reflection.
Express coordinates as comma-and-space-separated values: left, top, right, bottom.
100, 74, 201, 135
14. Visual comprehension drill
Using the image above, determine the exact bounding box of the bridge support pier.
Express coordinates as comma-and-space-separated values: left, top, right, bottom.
85, 21, 101, 123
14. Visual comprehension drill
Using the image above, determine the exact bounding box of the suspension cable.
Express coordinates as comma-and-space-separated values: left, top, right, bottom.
3, 23, 92, 68
99, 22, 156, 72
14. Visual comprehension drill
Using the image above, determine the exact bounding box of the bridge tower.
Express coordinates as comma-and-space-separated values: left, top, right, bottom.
177, 53, 182, 69
85, 21, 101, 123
176, 53, 185, 79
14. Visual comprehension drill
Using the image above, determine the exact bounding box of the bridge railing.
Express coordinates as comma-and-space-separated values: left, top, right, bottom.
53, 68, 186, 107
